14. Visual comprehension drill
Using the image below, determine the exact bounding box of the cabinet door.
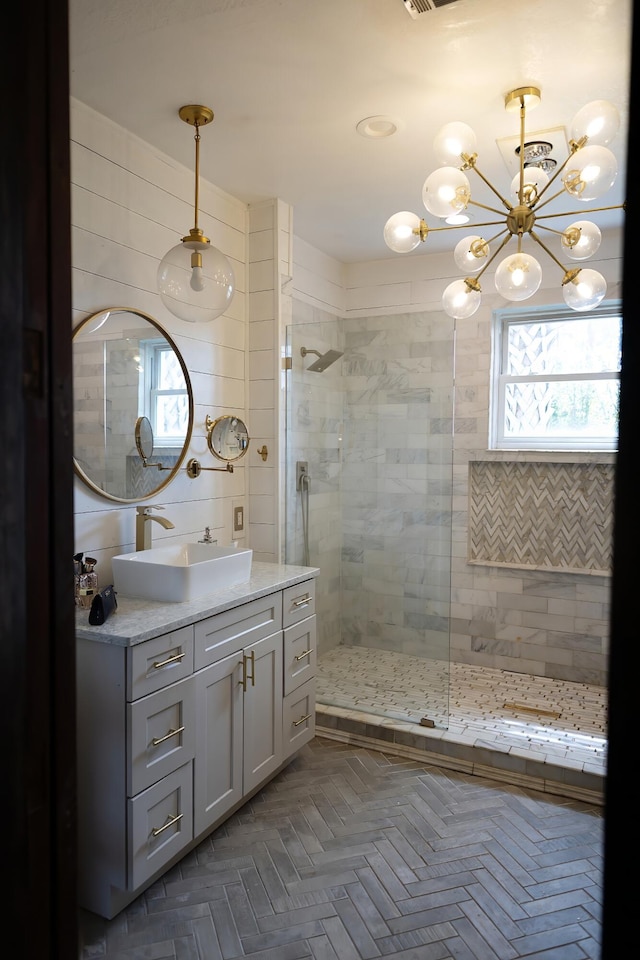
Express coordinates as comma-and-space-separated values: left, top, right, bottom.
193, 652, 244, 837
243, 631, 283, 795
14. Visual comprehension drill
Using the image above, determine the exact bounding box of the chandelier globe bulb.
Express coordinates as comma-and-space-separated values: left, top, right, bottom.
494, 252, 542, 301
561, 220, 602, 261
433, 122, 477, 166
562, 144, 618, 201
570, 99, 620, 146
510, 167, 549, 205
453, 235, 490, 273
562, 268, 607, 311
442, 279, 481, 320
383, 211, 423, 253
422, 167, 471, 219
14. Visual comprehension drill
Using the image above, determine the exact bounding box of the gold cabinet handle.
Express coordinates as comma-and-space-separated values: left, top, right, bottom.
293, 713, 312, 727
151, 812, 183, 837
151, 725, 185, 747
295, 648, 314, 661
246, 650, 255, 687
239, 651, 256, 691
292, 594, 311, 608
153, 651, 185, 669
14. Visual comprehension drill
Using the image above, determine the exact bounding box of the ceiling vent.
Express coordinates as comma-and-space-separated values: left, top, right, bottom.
402, 0, 462, 17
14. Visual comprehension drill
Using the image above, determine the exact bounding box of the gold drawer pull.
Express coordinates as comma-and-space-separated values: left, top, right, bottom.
295, 648, 314, 661
152, 725, 185, 747
293, 713, 312, 727
292, 594, 311, 607
153, 651, 185, 669
151, 812, 183, 837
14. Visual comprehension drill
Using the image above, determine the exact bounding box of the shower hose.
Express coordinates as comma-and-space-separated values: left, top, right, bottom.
300, 471, 311, 566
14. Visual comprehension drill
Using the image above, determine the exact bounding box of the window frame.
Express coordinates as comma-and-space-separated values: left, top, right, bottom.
139, 338, 189, 448
489, 301, 622, 452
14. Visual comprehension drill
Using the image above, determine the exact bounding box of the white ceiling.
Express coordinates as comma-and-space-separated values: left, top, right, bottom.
68, 0, 631, 264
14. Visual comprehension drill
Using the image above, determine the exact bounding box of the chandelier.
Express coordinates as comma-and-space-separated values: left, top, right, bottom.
383, 87, 624, 319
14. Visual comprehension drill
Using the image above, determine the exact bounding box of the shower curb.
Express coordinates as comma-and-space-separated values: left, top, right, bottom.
315, 708, 605, 807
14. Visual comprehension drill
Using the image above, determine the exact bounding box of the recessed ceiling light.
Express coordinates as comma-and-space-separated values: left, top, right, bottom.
356, 116, 401, 139
445, 213, 471, 225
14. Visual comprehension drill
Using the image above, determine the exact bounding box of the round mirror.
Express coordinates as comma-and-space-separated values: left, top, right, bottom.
206, 415, 250, 462
72, 307, 194, 502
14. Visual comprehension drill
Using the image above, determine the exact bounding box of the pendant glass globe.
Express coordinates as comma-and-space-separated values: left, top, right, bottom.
383, 211, 422, 253
158, 240, 235, 323
560, 220, 602, 261
433, 121, 477, 166
562, 144, 617, 201
563, 268, 607, 311
494, 252, 542, 301
442, 279, 481, 319
509, 167, 548, 205
570, 100, 620, 146
422, 167, 471, 219
453, 235, 490, 273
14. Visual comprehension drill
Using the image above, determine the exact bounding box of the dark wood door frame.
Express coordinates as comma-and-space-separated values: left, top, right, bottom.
2, 1, 77, 957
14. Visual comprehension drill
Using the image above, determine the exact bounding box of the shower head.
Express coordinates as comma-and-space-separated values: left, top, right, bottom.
300, 346, 344, 373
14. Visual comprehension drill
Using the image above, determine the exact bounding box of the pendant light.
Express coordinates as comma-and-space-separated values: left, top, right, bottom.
157, 105, 235, 323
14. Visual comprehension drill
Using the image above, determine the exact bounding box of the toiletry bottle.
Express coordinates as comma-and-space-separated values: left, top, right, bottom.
73, 553, 84, 607
78, 557, 98, 609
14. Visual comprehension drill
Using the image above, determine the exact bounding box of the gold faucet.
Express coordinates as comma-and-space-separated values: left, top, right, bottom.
135, 505, 175, 550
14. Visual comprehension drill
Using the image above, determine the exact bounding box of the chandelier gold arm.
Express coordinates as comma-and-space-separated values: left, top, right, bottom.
461, 154, 512, 211
468, 231, 513, 284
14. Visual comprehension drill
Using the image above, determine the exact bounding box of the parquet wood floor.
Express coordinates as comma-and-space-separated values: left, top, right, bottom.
78, 737, 603, 960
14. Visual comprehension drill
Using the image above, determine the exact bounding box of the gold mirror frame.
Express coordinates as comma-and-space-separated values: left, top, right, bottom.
72, 307, 194, 503
206, 414, 250, 462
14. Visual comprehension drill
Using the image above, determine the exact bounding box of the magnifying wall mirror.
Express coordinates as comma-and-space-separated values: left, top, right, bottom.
206, 414, 250, 462
72, 307, 194, 502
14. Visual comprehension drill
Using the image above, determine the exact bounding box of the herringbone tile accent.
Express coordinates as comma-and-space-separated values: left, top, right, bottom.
469, 460, 613, 572
79, 738, 603, 959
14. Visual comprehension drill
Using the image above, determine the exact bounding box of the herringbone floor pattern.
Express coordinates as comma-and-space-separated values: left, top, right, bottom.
78, 738, 603, 960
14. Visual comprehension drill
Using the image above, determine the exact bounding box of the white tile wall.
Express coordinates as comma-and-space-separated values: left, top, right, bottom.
71, 99, 249, 584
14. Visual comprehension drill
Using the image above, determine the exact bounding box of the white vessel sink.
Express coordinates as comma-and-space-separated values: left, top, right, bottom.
112, 543, 253, 603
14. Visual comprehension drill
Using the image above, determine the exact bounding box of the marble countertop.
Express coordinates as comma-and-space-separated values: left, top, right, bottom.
75, 561, 319, 647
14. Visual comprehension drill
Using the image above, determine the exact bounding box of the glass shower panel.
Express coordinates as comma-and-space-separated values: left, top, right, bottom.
285, 310, 453, 730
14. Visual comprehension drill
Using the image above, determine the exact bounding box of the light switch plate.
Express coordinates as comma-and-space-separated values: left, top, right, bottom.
233, 505, 244, 532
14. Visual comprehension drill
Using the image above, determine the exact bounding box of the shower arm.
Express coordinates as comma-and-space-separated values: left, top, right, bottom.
300, 348, 322, 359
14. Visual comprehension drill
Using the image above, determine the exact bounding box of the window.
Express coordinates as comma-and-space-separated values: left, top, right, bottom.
490, 303, 621, 451
140, 338, 189, 446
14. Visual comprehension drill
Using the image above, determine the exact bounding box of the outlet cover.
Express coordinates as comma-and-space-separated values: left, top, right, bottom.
233, 505, 244, 532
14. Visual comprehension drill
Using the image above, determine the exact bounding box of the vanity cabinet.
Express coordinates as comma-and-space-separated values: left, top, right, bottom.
76, 571, 317, 919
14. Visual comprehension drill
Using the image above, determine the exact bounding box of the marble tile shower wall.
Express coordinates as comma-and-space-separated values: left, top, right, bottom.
340, 312, 454, 662
289, 303, 454, 663
290, 292, 613, 688
452, 309, 612, 688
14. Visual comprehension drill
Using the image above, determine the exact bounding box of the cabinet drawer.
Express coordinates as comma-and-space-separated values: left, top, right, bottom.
128, 626, 194, 701
282, 580, 315, 629
128, 761, 193, 891
128, 676, 196, 796
283, 616, 316, 696
194, 594, 282, 670
283, 678, 315, 760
